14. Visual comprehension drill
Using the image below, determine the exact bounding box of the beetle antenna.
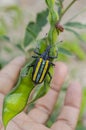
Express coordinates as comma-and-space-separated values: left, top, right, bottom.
46, 45, 51, 53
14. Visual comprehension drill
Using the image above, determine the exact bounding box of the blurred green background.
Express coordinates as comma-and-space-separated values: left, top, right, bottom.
0, 0, 86, 130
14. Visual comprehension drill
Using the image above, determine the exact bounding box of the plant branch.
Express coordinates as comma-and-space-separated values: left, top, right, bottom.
59, 0, 78, 21
65, 7, 86, 23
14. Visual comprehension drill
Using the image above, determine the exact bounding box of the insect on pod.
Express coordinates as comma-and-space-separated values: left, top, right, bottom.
28, 45, 57, 84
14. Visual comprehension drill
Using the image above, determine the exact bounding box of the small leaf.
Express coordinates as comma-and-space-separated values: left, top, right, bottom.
65, 22, 86, 29
62, 42, 86, 60
65, 27, 84, 41
24, 9, 48, 47
58, 47, 72, 56
2, 62, 34, 128
4, 5, 23, 28
37, 9, 48, 27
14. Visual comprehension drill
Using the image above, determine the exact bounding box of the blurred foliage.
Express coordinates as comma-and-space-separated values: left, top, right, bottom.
60, 41, 86, 60
0, 2, 86, 68
0, 5, 23, 31
0, 1, 86, 129
24, 9, 48, 47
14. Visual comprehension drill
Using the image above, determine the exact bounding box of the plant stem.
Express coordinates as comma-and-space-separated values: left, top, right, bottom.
59, 0, 78, 21
65, 8, 86, 23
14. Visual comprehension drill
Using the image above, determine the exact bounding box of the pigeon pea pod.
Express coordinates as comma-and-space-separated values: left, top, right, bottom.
48, 10, 59, 26
2, 64, 34, 129
48, 27, 58, 44
45, 0, 55, 8
28, 77, 50, 105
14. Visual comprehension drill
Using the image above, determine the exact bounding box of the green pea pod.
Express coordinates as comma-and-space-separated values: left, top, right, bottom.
2, 62, 34, 129
45, 0, 55, 8
48, 27, 58, 44
48, 10, 59, 26
28, 81, 49, 105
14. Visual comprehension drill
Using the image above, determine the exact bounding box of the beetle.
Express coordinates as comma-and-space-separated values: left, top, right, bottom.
26, 45, 57, 84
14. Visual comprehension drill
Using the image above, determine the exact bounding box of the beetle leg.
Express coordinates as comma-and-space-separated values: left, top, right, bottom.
34, 50, 41, 55
21, 64, 34, 77
32, 56, 38, 58
50, 62, 55, 66
29, 64, 34, 67
49, 56, 57, 59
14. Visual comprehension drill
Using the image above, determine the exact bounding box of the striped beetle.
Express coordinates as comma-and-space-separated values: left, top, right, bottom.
28, 45, 57, 84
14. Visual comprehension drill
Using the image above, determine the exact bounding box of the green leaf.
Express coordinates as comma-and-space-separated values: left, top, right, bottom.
4, 5, 23, 28
65, 22, 86, 29
37, 9, 48, 27
24, 9, 48, 47
65, 27, 84, 41
58, 47, 72, 56
2, 62, 34, 128
57, 53, 68, 61
62, 41, 86, 60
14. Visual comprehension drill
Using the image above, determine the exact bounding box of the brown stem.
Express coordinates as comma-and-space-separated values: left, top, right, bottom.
59, 0, 78, 22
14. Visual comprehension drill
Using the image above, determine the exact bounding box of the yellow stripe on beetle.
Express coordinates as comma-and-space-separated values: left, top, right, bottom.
39, 60, 49, 83
33, 58, 43, 81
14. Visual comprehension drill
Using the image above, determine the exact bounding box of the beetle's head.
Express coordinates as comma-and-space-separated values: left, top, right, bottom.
41, 45, 51, 60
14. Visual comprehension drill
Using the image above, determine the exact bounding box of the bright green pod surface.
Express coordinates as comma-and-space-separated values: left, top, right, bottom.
45, 0, 55, 9
28, 79, 50, 105
2, 60, 51, 129
2, 70, 34, 129
48, 27, 58, 44
48, 10, 59, 26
